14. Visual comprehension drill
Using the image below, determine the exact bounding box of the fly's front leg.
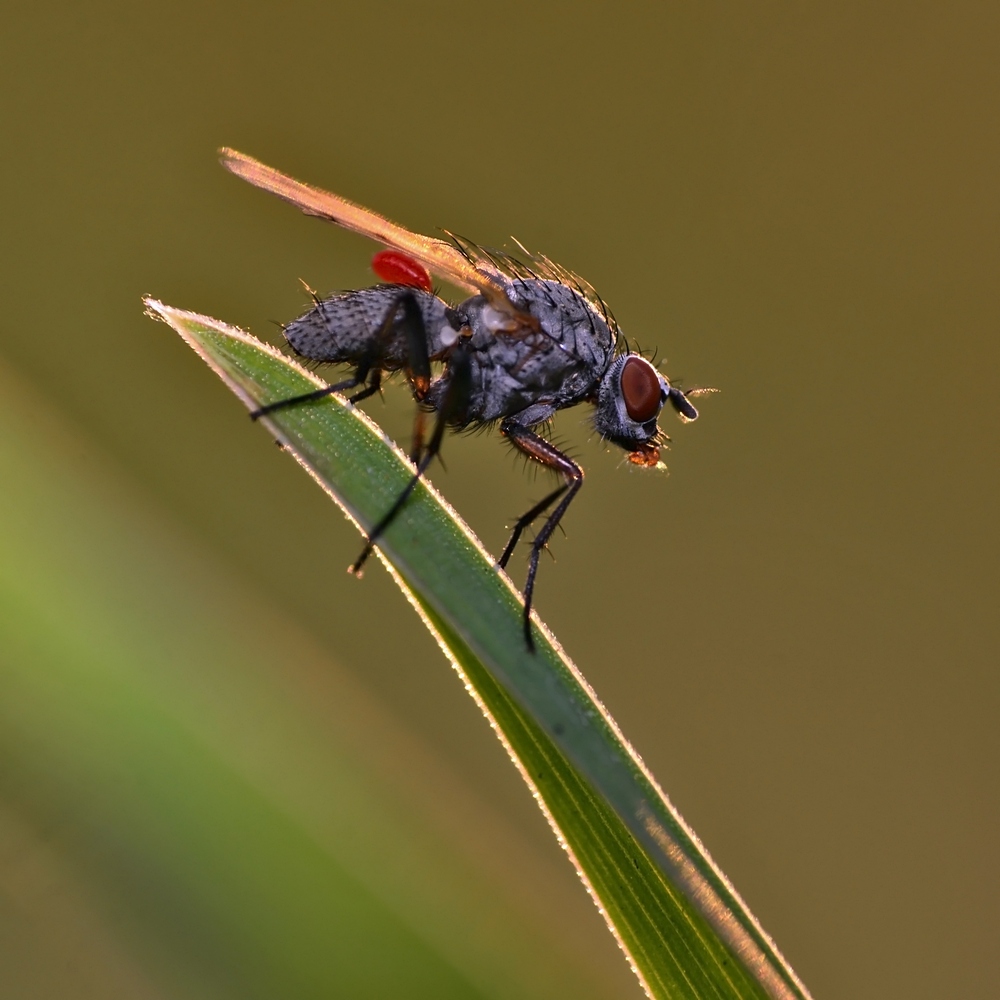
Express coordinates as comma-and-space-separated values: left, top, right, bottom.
497, 485, 567, 569
500, 419, 583, 651
350, 344, 473, 577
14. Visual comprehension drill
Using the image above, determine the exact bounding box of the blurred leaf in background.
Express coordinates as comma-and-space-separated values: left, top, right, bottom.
1, 2, 998, 998
0, 362, 630, 998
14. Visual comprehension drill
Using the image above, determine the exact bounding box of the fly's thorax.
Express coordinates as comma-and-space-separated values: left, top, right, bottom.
509, 279, 616, 369
454, 279, 617, 422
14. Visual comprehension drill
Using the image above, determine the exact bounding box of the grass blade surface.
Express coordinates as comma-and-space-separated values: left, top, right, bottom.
0, 361, 626, 1000
147, 299, 813, 1000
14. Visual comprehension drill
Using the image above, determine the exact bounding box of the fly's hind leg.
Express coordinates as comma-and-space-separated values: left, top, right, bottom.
250, 369, 370, 421
350, 343, 472, 578
499, 420, 584, 651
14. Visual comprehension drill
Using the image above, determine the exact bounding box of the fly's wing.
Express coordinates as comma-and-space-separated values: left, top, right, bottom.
219, 148, 519, 316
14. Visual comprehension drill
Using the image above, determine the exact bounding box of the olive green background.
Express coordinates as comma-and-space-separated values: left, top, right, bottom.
1, 2, 997, 998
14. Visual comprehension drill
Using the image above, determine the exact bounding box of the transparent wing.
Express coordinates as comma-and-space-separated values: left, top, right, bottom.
219, 148, 515, 309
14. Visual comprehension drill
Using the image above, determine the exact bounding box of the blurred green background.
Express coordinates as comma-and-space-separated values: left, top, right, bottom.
1, 2, 997, 998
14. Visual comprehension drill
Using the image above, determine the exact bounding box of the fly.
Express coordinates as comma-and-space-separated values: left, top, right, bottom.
220, 148, 710, 650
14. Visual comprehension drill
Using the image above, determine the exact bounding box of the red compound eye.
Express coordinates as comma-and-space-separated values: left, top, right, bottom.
620, 356, 661, 422
371, 250, 433, 292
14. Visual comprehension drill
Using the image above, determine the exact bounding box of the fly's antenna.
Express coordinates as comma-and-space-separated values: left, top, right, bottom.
668, 385, 718, 422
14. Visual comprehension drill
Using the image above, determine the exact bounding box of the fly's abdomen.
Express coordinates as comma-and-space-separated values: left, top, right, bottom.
284, 286, 452, 367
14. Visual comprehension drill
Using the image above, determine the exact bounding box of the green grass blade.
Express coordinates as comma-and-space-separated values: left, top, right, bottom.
0, 360, 626, 1000
147, 299, 813, 1000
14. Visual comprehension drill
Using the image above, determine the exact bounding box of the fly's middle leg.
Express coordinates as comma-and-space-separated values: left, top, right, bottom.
410, 407, 427, 466
390, 293, 434, 465
350, 344, 472, 578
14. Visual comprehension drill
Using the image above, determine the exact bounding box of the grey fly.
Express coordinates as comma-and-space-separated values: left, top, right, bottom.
220, 149, 709, 650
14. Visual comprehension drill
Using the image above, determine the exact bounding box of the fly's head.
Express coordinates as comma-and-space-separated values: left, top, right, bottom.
592, 354, 701, 467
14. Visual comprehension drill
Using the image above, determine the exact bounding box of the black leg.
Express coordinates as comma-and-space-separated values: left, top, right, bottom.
250, 373, 364, 421
383, 292, 434, 466
347, 369, 382, 404
350, 345, 472, 577
409, 406, 427, 466
395, 294, 432, 401
390, 293, 435, 466
500, 419, 584, 651
497, 485, 568, 569
251, 290, 430, 421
